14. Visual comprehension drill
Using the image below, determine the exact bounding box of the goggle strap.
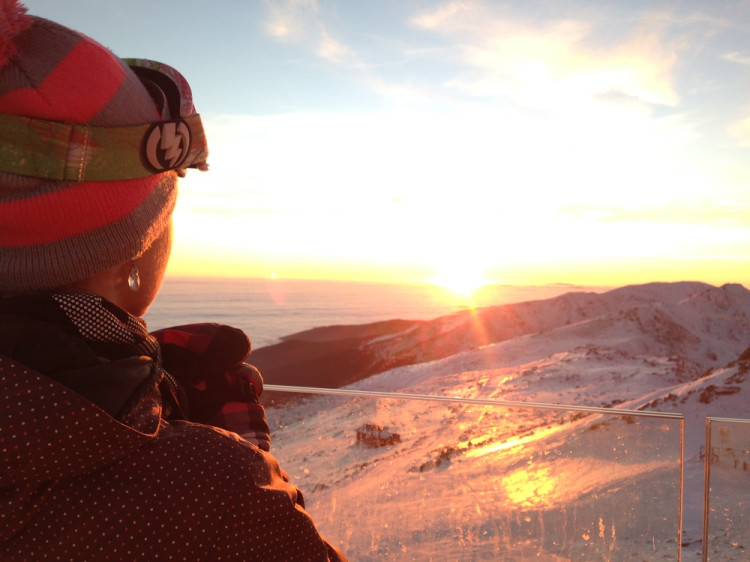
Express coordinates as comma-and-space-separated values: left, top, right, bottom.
129, 64, 183, 120
0, 112, 208, 181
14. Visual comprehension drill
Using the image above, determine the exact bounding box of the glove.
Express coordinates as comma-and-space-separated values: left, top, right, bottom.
151, 323, 271, 451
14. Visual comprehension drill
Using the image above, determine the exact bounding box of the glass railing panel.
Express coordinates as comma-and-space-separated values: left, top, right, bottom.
702, 417, 750, 561
264, 385, 684, 561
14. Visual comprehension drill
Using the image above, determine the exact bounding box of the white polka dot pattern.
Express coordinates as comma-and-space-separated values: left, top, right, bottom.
0, 355, 346, 560
52, 293, 159, 357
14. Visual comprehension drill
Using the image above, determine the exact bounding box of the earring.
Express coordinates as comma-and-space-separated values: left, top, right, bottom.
128, 263, 140, 292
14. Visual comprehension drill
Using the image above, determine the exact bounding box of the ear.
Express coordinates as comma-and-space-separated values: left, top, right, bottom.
58, 261, 132, 309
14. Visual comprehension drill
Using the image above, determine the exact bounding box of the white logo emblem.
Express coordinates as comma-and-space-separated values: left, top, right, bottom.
143, 120, 191, 171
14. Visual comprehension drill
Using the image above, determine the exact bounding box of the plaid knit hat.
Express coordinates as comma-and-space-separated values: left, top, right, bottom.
0, 1, 208, 292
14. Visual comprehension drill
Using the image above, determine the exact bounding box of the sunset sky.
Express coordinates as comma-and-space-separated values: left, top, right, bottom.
23, 0, 750, 291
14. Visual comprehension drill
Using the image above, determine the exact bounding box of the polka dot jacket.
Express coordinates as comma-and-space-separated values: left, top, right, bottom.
0, 294, 347, 561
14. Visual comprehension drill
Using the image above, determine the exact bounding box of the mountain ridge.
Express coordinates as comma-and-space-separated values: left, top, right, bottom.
253, 281, 750, 392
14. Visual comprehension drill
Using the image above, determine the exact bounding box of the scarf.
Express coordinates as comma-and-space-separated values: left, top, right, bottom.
51, 292, 160, 359
0, 292, 181, 421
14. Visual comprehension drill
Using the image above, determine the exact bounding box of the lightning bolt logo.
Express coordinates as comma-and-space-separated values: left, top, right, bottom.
160, 123, 183, 166
143, 120, 192, 172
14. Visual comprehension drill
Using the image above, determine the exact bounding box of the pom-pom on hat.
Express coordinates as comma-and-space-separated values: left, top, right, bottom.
0, 0, 30, 65
0, 0, 208, 292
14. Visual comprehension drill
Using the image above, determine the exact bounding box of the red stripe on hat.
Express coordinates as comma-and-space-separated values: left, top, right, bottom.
0, 39, 125, 122
0, 176, 158, 246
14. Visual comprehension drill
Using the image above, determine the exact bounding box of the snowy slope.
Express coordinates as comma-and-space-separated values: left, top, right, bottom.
357, 282, 750, 382
265, 282, 750, 560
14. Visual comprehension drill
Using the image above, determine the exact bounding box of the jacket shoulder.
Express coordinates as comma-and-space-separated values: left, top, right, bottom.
0, 354, 345, 560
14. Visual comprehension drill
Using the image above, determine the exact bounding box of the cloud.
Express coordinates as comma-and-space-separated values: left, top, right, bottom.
263, 0, 318, 39
559, 201, 750, 227
728, 115, 750, 147
317, 30, 351, 63
262, 0, 354, 64
410, 1, 683, 110
723, 51, 750, 66
410, 0, 477, 31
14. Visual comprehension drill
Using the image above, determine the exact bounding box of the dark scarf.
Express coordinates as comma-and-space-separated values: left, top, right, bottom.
0, 292, 179, 421
50, 293, 160, 358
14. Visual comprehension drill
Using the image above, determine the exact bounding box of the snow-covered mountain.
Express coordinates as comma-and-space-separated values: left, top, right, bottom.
255, 281, 750, 391
349, 282, 750, 414
260, 281, 750, 560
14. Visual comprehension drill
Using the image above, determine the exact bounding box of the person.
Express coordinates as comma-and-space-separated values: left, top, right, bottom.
0, 3, 346, 560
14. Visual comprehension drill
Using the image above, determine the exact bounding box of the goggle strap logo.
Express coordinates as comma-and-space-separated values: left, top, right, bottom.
142, 120, 192, 172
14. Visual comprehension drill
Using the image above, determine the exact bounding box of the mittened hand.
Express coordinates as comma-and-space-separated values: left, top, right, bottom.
151, 323, 271, 451
218, 363, 271, 452
152, 323, 251, 383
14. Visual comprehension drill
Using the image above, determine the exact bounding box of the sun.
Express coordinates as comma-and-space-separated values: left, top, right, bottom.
430, 266, 490, 299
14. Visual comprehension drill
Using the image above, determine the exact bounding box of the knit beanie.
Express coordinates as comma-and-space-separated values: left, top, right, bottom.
0, 1, 208, 292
